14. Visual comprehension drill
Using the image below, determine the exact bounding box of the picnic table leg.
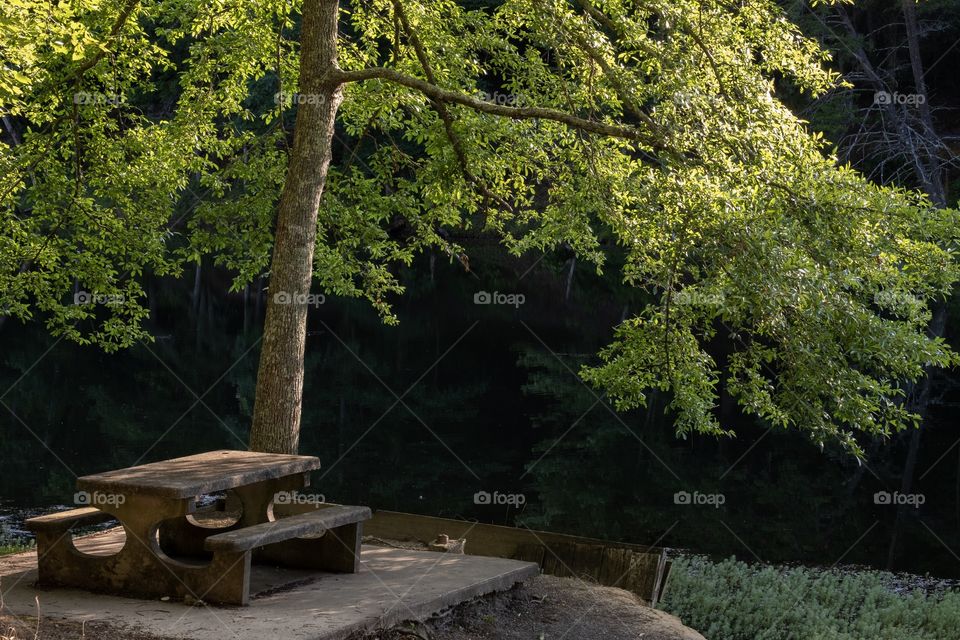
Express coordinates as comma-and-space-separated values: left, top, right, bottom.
158, 501, 242, 558
201, 549, 252, 606
227, 474, 364, 573
156, 472, 310, 559
249, 518, 364, 573
115, 496, 257, 606
30, 497, 254, 606
31, 527, 83, 587
309, 520, 363, 573
229, 472, 310, 526
29, 497, 187, 596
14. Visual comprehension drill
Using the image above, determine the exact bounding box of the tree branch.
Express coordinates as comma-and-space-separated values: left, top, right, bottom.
390, 0, 514, 215
69, 0, 143, 81
332, 67, 662, 149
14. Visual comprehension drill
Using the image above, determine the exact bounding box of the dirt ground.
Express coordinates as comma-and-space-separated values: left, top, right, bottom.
358, 575, 705, 640
3, 574, 702, 640
0, 615, 169, 640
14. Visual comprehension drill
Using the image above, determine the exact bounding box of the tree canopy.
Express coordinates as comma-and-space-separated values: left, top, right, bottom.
2, 0, 957, 456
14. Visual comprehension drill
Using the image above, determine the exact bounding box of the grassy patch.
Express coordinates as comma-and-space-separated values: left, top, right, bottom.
0, 542, 33, 556
660, 556, 960, 640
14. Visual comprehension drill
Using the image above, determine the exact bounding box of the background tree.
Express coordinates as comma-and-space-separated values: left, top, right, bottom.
790, 0, 960, 568
1, 0, 958, 457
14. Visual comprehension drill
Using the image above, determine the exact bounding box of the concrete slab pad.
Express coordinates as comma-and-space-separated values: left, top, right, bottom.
0, 530, 539, 640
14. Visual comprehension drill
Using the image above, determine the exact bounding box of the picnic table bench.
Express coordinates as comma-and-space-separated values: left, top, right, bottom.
25, 450, 370, 605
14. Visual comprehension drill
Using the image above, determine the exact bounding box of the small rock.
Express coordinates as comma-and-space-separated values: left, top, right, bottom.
160, 596, 170, 602
429, 533, 466, 554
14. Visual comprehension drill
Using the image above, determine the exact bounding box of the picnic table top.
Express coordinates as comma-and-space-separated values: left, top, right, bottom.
76, 450, 321, 499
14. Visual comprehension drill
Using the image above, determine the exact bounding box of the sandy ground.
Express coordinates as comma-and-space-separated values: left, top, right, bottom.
2, 574, 702, 640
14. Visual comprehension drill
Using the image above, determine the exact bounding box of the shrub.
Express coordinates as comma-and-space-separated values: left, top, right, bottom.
660, 556, 960, 639
0, 541, 33, 557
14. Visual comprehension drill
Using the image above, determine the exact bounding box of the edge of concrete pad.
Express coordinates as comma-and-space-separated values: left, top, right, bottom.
318, 560, 541, 640
370, 561, 542, 631
1, 540, 542, 640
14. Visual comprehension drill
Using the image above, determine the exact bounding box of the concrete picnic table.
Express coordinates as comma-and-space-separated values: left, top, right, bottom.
25, 450, 371, 605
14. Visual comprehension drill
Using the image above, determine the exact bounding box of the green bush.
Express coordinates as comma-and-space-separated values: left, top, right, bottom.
0, 544, 33, 556
660, 556, 960, 640
0, 540, 33, 556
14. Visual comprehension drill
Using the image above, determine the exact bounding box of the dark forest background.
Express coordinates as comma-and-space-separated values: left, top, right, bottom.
2, 0, 960, 576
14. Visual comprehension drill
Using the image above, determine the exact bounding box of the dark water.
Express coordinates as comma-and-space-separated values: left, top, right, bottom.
1, 252, 959, 577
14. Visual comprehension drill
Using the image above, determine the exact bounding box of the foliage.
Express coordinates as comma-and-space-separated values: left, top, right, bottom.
2, 0, 959, 452
661, 555, 960, 640
0, 541, 33, 557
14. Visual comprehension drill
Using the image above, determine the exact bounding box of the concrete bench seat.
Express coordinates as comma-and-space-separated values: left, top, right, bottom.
205, 505, 371, 552
25, 507, 116, 532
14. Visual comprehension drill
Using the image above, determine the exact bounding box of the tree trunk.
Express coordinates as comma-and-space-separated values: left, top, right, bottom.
2, 115, 21, 146
883, 3, 948, 567
255, 275, 264, 322
885, 302, 948, 567
900, 0, 946, 206
243, 283, 250, 335
191, 262, 202, 318
249, 0, 343, 454
564, 256, 576, 302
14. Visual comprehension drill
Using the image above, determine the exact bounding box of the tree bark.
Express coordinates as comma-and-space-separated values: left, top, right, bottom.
564, 256, 576, 302
191, 262, 202, 318
882, 3, 948, 567
900, 0, 946, 206
249, 0, 343, 454
885, 302, 948, 569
